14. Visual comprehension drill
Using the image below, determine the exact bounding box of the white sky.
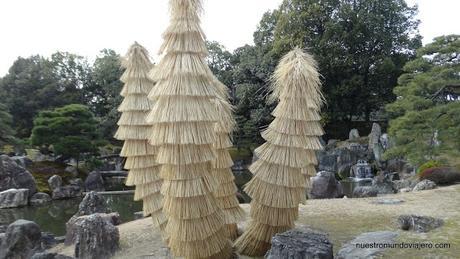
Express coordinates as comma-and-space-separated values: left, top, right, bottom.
0, 0, 459, 76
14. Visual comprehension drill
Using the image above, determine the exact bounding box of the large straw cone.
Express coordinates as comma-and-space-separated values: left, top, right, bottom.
114, 42, 166, 229
235, 48, 325, 256
146, 0, 232, 258
211, 93, 245, 240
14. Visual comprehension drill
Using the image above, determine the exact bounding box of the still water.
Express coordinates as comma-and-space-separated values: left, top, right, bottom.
0, 194, 142, 236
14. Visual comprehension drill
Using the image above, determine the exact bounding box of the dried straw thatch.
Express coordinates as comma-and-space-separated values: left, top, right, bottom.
211, 78, 245, 240
234, 47, 325, 256
146, 0, 232, 258
114, 42, 167, 233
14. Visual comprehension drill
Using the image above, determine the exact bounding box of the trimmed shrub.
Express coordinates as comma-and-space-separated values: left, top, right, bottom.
419, 167, 460, 185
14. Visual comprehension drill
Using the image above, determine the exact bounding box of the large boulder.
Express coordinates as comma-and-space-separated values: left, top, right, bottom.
412, 179, 437, 191
352, 186, 378, 198
397, 215, 444, 232
51, 185, 82, 200
0, 188, 29, 208
48, 175, 63, 190
0, 219, 42, 259
336, 231, 398, 259
65, 192, 112, 245
266, 228, 333, 259
29, 192, 52, 206
0, 155, 37, 196
74, 214, 119, 259
84, 171, 105, 192
309, 171, 343, 199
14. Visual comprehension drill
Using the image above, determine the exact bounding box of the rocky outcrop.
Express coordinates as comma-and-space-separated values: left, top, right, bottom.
336, 231, 398, 259
412, 179, 437, 191
0, 155, 37, 196
29, 192, 52, 206
309, 171, 343, 199
397, 215, 444, 232
0, 219, 42, 259
352, 186, 378, 198
84, 171, 105, 192
266, 228, 333, 259
0, 188, 29, 208
65, 192, 112, 245
48, 175, 82, 200
10, 156, 33, 168
371, 173, 397, 195
74, 214, 119, 259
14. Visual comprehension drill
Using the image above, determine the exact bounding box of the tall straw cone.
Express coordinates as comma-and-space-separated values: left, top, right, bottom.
114, 42, 167, 237
234, 47, 325, 256
146, 0, 232, 258
211, 78, 245, 240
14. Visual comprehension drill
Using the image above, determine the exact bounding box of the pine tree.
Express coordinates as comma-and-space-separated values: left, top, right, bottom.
211, 78, 245, 240
114, 42, 166, 231
146, 0, 232, 258
235, 48, 324, 256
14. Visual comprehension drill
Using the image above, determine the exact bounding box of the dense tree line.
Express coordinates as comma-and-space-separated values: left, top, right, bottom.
0, 0, 426, 155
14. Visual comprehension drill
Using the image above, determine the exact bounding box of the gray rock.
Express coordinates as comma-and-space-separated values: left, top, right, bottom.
65, 166, 79, 177
309, 171, 343, 199
368, 123, 382, 147
78, 191, 111, 216
373, 198, 404, 205
10, 156, 33, 168
30, 192, 52, 206
412, 179, 437, 191
74, 214, 119, 259
48, 175, 63, 190
397, 215, 444, 232
31, 252, 74, 259
348, 129, 360, 140
336, 231, 398, 259
0, 155, 37, 196
371, 173, 396, 195
133, 211, 145, 220
317, 152, 338, 173
392, 179, 412, 191
84, 171, 105, 192
0, 219, 43, 259
400, 187, 412, 193
69, 178, 84, 189
0, 188, 29, 208
65, 192, 112, 245
353, 186, 378, 198
51, 185, 82, 200
266, 228, 333, 259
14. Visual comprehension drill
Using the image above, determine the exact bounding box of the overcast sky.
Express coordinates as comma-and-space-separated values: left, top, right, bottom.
0, 0, 459, 76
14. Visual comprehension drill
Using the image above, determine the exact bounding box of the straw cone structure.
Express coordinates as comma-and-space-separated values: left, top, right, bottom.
114, 42, 166, 231
234, 48, 325, 256
212, 79, 245, 240
146, 0, 232, 258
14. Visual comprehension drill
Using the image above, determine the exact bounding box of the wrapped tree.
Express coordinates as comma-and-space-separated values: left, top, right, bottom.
235, 48, 324, 256
146, 0, 232, 258
212, 79, 245, 240
114, 42, 166, 230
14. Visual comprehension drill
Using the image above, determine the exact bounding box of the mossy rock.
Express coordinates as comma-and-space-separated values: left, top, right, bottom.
27, 161, 87, 193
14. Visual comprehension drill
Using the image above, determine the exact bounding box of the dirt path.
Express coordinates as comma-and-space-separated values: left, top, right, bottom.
51, 184, 460, 258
